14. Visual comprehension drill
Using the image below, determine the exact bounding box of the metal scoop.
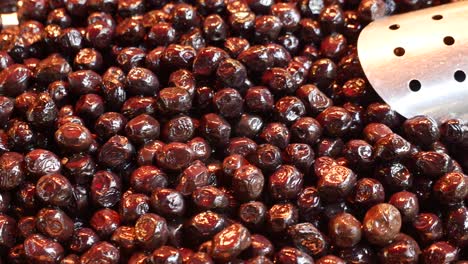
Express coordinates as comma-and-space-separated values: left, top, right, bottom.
0, 0, 17, 29
0, 12, 18, 29
357, 1, 468, 121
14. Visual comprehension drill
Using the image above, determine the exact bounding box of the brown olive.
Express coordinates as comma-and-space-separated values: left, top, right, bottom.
363, 203, 402, 246
211, 224, 251, 262
329, 213, 362, 248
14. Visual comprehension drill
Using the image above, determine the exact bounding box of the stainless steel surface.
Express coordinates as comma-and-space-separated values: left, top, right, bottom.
357, 1, 468, 121
0, 12, 18, 28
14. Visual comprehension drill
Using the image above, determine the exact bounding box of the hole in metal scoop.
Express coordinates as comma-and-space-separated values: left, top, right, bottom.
409, 80, 421, 92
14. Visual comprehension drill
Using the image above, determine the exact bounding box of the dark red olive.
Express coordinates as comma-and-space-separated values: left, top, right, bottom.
125, 114, 160, 145
24, 234, 64, 263
412, 213, 444, 246
36, 208, 74, 242
25, 149, 61, 178
62, 154, 96, 185
232, 164, 265, 201
316, 106, 352, 137
94, 112, 127, 140
239, 201, 267, 230
318, 165, 357, 202
267, 203, 298, 233
0, 64, 32, 97
36, 174, 73, 207
363, 123, 393, 144
0, 214, 15, 247
433, 172, 468, 204
26, 92, 58, 129
388, 191, 419, 222
119, 193, 150, 223
213, 88, 244, 118
363, 203, 402, 246
90, 170, 122, 208
131, 165, 168, 194
413, 151, 453, 179
274, 247, 314, 264
0, 152, 25, 191
151, 188, 185, 218
55, 122, 92, 152
116, 47, 146, 72
98, 135, 135, 168
378, 233, 421, 264
227, 137, 258, 157
146, 22, 176, 47
90, 208, 121, 238
135, 213, 168, 250
152, 245, 182, 264
260, 122, 290, 149
422, 241, 459, 264
184, 211, 227, 246
211, 224, 251, 262
177, 161, 210, 195
200, 113, 231, 146
161, 44, 197, 71
188, 137, 212, 162
348, 177, 385, 208
136, 140, 165, 166
80, 242, 120, 264
289, 222, 329, 257
445, 206, 468, 247
110, 226, 136, 253
70, 228, 100, 253
269, 165, 303, 201
373, 133, 412, 161
365, 103, 401, 129
157, 142, 194, 171
329, 213, 362, 248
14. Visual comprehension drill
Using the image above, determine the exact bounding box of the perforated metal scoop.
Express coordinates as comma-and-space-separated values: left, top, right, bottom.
0, 12, 18, 29
357, 1, 468, 121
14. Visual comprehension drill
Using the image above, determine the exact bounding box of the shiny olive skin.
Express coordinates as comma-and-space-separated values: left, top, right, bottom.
151, 188, 186, 218
211, 224, 251, 262
274, 247, 314, 264
232, 164, 265, 201
177, 161, 210, 195
329, 213, 362, 248
135, 213, 169, 251
25, 149, 61, 178
0, 152, 25, 190
288, 222, 329, 257
348, 177, 385, 209
446, 206, 468, 247
239, 201, 267, 230
363, 203, 402, 246
378, 233, 421, 264
80, 242, 120, 264
70, 228, 100, 253
184, 211, 227, 246
36, 174, 73, 207
24, 234, 65, 263
36, 208, 74, 242
403, 115, 440, 146
267, 203, 298, 233
318, 165, 357, 202
388, 191, 419, 222
90, 208, 121, 238
269, 165, 303, 201
421, 241, 459, 264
